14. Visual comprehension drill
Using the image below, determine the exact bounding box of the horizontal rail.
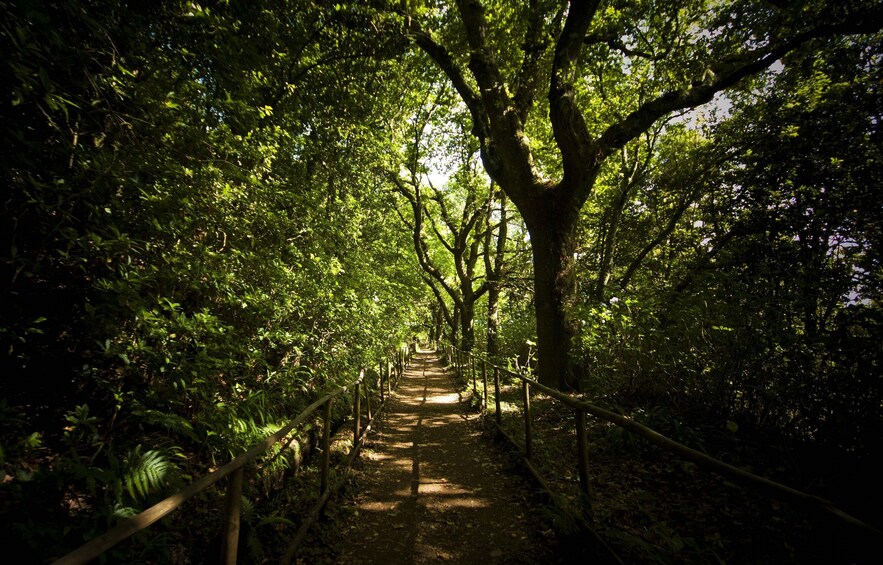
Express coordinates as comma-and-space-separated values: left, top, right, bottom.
487, 417, 624, 565
448, 344, 879, 537
54, 375, 366, 565
280, 363, 402, 565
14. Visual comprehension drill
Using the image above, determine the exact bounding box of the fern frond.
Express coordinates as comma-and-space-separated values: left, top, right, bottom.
240, 495, 255, 522
112, 502, 139, 519
124, 447, 175, 501
134, 405, 197, 441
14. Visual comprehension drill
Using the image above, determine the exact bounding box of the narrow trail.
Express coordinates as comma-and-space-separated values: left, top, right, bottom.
333, 349, 557, 564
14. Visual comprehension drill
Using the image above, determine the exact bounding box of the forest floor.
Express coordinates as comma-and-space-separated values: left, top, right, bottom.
299, 349, 569, 564
296, 350, 876, 565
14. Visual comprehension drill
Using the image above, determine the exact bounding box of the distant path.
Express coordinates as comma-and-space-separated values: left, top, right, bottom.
334, 349, 557, 564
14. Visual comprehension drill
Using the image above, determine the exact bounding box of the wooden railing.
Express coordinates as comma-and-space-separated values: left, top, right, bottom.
54, 344, 414, 565
444, 343, 879, 540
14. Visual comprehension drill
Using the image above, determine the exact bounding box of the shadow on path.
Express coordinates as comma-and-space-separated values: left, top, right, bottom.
333, 350, 555, 564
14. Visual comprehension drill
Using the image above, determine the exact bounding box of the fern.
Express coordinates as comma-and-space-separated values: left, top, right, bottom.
247, 529, 264, 563
123, 446, 175, 501
133, 403, 198, 441
112, 502, 139, 519
240, 495, 255, 522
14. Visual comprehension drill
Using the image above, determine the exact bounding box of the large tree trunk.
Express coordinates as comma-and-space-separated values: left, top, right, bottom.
450, 302, 461, 346
525, 200, 581, 391
459, 294, 475, 352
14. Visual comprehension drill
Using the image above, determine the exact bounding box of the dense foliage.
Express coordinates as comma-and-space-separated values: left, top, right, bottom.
576, 34, 883, 453
1, 1, 425, 560
1, 0, 881, 562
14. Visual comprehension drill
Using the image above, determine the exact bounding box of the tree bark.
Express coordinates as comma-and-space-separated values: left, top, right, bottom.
459, 294, 475, 351
523, 192, 583, 390
485, 188, 508, 361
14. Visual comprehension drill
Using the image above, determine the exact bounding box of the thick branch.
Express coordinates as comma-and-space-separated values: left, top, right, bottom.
388, 173, 459, 304
423, 273, 454, 331
548, 0, 603, 190
408, 21, 490, 144
598, 7, 883, 156
424, 200, 455, 255
453, 0, 547, 201
513, 1, 562, 121
428, 189, 458, 235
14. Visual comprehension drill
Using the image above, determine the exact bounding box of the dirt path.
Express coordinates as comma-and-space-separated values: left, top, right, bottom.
331, 350, 557, 564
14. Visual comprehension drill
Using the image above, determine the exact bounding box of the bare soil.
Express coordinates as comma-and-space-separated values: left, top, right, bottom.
314, 350, 561, 564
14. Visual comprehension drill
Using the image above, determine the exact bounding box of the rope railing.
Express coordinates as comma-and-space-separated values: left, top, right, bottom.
443, 343, 880, 539
54, 342, 415, 565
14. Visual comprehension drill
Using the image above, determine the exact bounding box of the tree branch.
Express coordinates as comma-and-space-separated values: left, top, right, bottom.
423, 273, 455, 331
407, 19, 490, 144
513, 1, 563, 121
424, 200, 455, 255
548, 0, 603, 190
598, 6, 883, 156
388, 172, 459, 303
452, 0, 547, 201
584, 31, 657, 60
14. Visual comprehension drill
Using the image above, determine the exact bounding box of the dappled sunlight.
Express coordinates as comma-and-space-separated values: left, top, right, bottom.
336, 351, 547, 564
332, 355, 547, 565
359, 501, 400, 512
427, 392, 460, 405
498, 401, 521, 414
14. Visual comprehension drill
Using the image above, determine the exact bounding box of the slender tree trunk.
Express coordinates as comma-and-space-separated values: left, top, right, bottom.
486, 285, 500, 360
594, 177, 632, 301
485, 188, 508, 362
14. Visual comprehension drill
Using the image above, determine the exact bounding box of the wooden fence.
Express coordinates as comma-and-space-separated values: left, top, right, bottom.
444, 343, 879, 540
53, 344, 414, 565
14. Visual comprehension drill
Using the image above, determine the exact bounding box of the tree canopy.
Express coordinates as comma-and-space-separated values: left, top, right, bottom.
1, 0, 881, 562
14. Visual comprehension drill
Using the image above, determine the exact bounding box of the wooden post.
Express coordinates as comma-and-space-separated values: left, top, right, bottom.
575, 409, 593, 517
523, 381, 532, 461
353, 377, 361, 447
481, 360, 488, 411
494, 366, 501, 426
321, 399, 331, 495
471, 353, 477, 394
386, 356, 391, 394
364, 378, 372, 422
220, 467, 244, 565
